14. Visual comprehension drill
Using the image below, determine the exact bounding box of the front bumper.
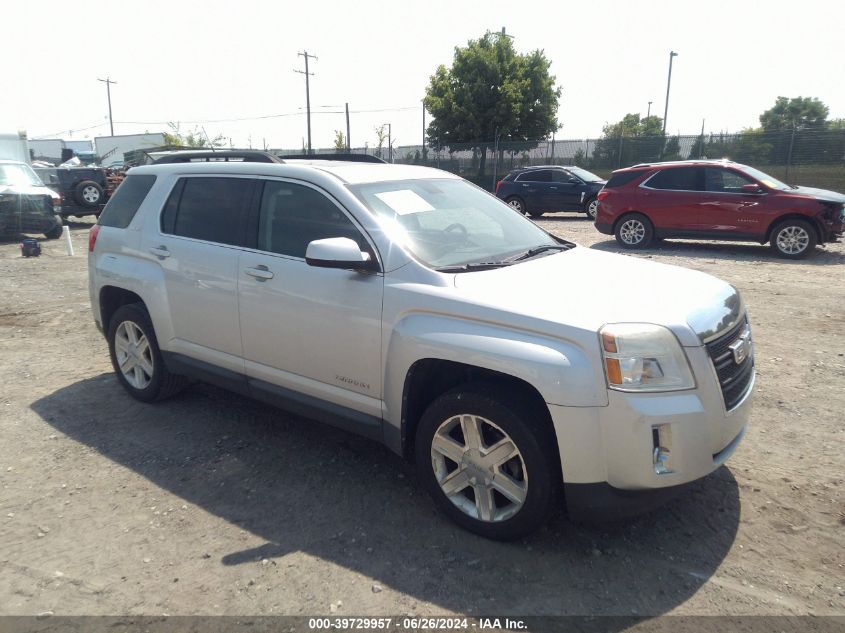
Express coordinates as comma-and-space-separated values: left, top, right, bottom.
547, 345, 753, 520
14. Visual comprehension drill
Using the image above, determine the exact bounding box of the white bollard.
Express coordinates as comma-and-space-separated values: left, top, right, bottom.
62, 225, 74, 257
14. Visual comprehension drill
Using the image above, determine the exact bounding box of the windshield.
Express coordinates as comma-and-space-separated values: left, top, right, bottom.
740, 165, 791, 191
0, 163, 44, 188
567, 166, 604, 182
349, 178, 563, 269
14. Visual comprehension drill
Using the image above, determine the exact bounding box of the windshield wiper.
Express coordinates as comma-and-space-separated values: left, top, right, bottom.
435, 261, 516, 273
507, 244, 573, 262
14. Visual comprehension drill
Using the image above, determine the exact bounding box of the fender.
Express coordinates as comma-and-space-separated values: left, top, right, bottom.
93, 250, 175, 345
382, 312, 608, 449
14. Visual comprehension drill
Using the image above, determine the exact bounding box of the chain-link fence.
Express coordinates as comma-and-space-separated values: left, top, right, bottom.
273, 128, 845, 192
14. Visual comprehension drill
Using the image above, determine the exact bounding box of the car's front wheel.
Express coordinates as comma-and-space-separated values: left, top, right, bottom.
415, 384, 558, 540
770, 219, 817, 259
107, 303, 186, 402
614, 213, 654, 249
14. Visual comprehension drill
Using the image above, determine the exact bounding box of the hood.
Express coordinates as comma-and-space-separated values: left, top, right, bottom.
452, 247, 742, 347
790, 185, 845, 204
0, 183, 60, 202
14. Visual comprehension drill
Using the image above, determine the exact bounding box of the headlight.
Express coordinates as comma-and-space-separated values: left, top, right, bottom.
599, 323, 694, 392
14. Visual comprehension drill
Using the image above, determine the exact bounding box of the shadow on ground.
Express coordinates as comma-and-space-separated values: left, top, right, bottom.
32, 375, 740, 616
589, 238, 845, 265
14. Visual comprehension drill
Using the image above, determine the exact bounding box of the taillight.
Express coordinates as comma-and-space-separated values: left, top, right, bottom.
495, 180, 503, 193
597, 190, 610, 201
89, 224, 101, 252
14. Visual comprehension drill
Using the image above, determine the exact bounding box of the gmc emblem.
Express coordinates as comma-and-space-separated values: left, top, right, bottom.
729, 328, 753, 365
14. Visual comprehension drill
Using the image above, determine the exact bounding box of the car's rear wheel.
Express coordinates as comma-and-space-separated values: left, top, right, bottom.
584, 197, 599, 220
415, 384, 558, 540
770, 219, 816, 259
108, 303, 186, 402
614, 213, 654, 248
44, 217, 63, 240
505, 196, 527, 215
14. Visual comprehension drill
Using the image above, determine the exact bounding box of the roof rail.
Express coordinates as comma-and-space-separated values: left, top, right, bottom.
278, 153, 386, 164
152, 150, 283, 165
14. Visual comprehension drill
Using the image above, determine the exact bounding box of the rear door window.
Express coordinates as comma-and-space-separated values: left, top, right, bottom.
98, 174, 157, 228
605, 171, 644, 188
161, 176, 253, 246
645, 167, 703, 191
516, 169, 554, 183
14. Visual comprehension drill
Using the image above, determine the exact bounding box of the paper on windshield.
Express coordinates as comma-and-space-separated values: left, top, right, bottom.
374, 190, 434, 215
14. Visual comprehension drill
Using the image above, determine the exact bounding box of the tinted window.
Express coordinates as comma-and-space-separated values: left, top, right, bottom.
605, 170, 645, 188
646, 167, 703, 191
704, 168, 756, 193
164, 177, 251, 245
258, 181, 365, 258
516, 169, 554, 183
98, 175, 156, 228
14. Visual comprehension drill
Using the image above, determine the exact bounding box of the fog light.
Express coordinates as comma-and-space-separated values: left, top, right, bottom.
652, 425, 674, 475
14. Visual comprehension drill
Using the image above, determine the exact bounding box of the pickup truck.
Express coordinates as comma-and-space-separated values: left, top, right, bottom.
87, 154, 754, 539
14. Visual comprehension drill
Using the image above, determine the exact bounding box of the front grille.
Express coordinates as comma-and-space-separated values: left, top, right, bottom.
706, 316, 754, 411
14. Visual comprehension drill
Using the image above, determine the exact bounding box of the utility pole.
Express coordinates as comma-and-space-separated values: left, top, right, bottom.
345, 102, 351, 150
422, 103, 426, 152
387, 123, 392, 163
647, 101, 653, 119
97, 77, 117, 136
295, 51, 317, 152
662, 51, 678, 136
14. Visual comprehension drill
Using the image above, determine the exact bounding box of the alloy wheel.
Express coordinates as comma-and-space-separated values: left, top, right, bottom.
587, 199, 599, 219
776, 225, 810, 255
114, 321, 154, 389
619, 219, 646, 245
430, 414, 528, 522
82, 186, 100, 203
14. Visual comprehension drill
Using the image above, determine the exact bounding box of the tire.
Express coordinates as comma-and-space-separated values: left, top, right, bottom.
528, 209, 545, 218
74, 180, 104, 208
414, 383, 559, 540
107, 303, 187, 403
770, 219, 817, 259
584, 197, 599, 220
505, 197, 527, 215
44, 218, 63, 240
614, 213, 654, 249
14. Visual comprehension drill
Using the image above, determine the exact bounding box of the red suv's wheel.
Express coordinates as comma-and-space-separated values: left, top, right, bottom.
770, 219, 817, 259
614, 213, 654, 249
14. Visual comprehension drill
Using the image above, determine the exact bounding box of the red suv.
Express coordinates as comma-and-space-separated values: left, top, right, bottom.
594, 160, 845, 258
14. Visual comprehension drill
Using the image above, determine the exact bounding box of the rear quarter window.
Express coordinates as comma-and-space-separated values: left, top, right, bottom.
605, 171, 645, 188
98, 175, 157, 228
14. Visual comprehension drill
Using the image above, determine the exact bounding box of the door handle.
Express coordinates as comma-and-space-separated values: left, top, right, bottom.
149, 245, 170, 258
244, 265, 274, 281
549, 186, 557, 190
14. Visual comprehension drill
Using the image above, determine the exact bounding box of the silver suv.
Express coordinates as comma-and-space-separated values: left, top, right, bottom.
88, 155, 754, 540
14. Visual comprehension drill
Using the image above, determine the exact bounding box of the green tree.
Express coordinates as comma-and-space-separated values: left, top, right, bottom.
162, 122, 225, 148
424, 31, 560, 178
592, 113, 666, 168
759, 96, 829, 132
333, 130, 347, 152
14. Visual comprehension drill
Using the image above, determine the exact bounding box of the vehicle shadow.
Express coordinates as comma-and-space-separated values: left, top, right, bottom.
590, 238, 845, 265
32, 375, 741, 616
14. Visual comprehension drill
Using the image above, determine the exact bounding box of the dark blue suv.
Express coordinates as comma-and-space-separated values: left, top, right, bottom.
495, 165, 606, 219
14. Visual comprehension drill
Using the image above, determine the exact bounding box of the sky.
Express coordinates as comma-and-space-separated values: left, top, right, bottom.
3, 0, 843, 151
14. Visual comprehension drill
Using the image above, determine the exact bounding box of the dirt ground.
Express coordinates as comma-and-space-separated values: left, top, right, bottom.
0, 215, 842, 619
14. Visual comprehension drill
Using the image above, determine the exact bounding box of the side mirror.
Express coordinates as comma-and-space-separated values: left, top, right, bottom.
305, 237, 379, 272
741, 183, 764, 194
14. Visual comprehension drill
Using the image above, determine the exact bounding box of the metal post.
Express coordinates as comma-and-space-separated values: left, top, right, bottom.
785, 124, 796, 183
387, 123, 392, 163
662, 51, 678, 136
647, 101, 652, 119
345, 103, 351, 150
618, 135, 624, 167
699, 118, 705, 158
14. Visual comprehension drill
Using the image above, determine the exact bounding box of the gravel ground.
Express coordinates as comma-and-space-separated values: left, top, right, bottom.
0, 215, 842, 618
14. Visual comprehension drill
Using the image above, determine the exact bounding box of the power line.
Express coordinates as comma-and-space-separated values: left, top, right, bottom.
112, 106, 420, 126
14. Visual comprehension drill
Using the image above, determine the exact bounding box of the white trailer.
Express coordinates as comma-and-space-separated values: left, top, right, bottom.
0, 132, 31, 163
